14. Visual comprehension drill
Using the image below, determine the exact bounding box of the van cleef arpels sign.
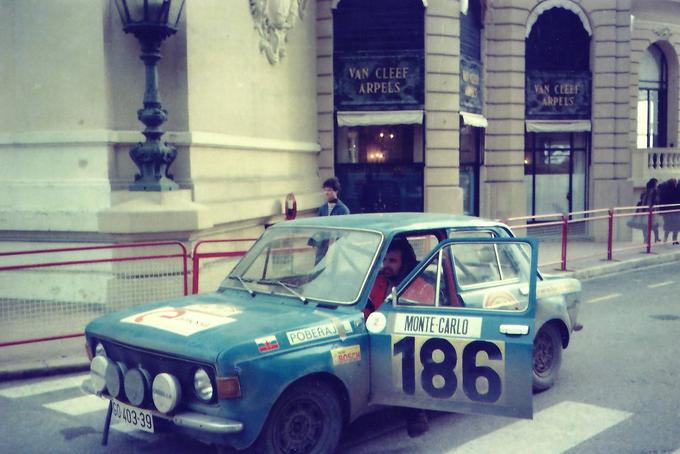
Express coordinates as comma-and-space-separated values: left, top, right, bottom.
525, 71, 591, 118
250, 0, 309, 65
334, 52, 425, 109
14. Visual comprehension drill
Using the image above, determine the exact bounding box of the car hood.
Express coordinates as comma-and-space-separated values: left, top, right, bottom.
85, 290, 362, 364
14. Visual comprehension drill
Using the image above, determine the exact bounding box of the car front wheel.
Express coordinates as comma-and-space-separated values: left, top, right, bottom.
253, 380, 343, 454
532, 325, 562, 392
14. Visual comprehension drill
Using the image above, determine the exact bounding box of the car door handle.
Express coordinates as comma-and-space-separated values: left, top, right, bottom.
499, 324, 529, 335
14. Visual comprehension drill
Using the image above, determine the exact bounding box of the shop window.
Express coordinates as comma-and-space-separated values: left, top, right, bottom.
460, 122, 484, 215
637, 44, 668, 148
336, 125, 421, 164
524, 132, 588, 218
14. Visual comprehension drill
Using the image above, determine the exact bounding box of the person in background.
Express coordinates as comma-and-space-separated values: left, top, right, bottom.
658, 178, 680, 244
317, 177, 350, 216
640, 178, 660, 243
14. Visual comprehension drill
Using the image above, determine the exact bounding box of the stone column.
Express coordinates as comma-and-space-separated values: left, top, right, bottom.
425, 0, 463, 214
317, 0, 335, 184
590, 0, 633, 238
482, 1, 529, 220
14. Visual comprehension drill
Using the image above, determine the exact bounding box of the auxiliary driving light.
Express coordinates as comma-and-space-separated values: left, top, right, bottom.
152, 373, 182, 413
104, 361, 127, 399
193, 368, 214, 402
89, 355, 111, 393
124, 368, 152, 407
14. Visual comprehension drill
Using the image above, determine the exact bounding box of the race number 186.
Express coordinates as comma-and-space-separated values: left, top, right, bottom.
392, 336, 505, 403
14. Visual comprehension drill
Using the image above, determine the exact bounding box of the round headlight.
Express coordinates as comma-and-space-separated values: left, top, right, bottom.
193, 368, 214, 402
95, 342, 106, 357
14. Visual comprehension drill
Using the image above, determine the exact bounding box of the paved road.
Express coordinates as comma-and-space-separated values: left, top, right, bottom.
1, 262, 679, 453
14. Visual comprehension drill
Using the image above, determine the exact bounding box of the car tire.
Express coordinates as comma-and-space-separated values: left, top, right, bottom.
252, 379, 343, 454
532, 324, 562, 393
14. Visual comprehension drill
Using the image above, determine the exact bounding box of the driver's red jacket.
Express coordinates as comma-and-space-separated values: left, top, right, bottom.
364, 274, 434, 318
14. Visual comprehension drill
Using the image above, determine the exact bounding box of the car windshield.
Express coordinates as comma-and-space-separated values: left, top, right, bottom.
221, 227, 382, 304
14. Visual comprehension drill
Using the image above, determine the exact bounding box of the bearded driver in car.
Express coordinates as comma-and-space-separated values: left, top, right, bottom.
365, 238, 435, 317
364, 237, 434, 438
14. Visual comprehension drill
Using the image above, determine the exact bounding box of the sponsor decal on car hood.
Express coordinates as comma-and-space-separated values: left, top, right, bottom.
85, 291, 361, 363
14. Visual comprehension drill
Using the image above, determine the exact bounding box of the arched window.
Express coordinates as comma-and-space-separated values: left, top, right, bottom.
526, 7, 590, 71
637, 44, 668, 148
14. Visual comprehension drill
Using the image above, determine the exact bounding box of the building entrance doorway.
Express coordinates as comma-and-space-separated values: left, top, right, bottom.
524, 132, 588, 219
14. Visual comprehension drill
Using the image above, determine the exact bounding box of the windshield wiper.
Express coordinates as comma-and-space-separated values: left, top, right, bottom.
257, 279, 307, 303
228, 276, 255, 297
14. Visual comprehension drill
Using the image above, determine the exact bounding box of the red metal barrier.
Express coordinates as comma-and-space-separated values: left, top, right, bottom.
0, 241, 189, 347
191, 239, 256, 294
5, 201, 680, 347
506, 203, 680, 271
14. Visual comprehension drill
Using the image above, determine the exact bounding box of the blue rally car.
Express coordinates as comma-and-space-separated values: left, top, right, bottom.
83, 213, 581, 453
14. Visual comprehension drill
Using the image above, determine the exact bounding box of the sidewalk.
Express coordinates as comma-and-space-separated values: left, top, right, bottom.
2, 238, 680, 382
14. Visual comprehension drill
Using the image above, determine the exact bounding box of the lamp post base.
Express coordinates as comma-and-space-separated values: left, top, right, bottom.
129, 180, 180, 191
128, 137, 179, 192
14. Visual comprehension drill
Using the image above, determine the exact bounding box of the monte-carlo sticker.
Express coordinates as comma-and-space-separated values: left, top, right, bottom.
394, 313, 482, 339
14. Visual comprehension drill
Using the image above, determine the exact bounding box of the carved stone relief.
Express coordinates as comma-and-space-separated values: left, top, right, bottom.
249, 0, 310, 65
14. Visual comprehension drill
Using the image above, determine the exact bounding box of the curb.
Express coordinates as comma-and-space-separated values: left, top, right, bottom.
572, 249, 680, 280
0, 358, 89, 382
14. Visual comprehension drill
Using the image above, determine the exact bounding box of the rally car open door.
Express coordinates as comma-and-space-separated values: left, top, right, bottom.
366, 237, 538, 419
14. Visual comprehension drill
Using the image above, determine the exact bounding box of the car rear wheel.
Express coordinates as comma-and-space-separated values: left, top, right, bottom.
253, 380, 342, 454
532, 325, 562, 393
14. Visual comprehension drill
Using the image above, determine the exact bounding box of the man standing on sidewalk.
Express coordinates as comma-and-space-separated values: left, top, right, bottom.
317, 177, 350, 216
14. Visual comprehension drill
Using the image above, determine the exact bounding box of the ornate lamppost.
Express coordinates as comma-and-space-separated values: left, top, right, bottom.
114, 0, 185, 191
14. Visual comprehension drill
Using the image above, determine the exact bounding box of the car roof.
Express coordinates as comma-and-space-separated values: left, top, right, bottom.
275, 213, 507, 236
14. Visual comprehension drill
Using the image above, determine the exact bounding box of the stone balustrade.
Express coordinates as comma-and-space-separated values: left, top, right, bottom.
631, 147, 680, 187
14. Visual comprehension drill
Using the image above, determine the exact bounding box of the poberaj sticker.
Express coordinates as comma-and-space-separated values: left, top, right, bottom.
255, 335, 280, 353
331, 345, 361, 365
121, 306, 236, 336
286, 321, 353, 345
393, 313, 482, 338
366, 312, 387, 333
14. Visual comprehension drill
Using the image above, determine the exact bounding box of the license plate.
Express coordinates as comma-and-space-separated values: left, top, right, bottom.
111, 399, 155, 433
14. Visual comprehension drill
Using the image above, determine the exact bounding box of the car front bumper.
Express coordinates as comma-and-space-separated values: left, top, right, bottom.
81, 378, 243, 435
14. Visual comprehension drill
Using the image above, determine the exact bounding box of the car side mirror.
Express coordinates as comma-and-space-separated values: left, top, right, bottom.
390, 286, 398, 307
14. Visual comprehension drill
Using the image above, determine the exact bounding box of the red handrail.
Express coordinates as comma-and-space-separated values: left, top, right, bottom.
191, 239, 257, 294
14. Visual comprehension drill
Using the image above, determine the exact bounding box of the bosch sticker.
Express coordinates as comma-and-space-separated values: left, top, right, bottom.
331, 345, 361, 365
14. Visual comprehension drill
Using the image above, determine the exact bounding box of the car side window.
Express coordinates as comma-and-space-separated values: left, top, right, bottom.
398, 254, 438, 306
398, 247, 459, 308
449, 242, 530, 312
